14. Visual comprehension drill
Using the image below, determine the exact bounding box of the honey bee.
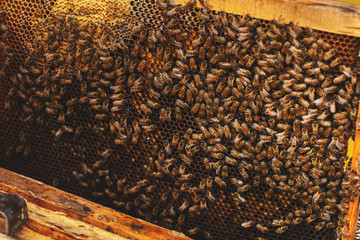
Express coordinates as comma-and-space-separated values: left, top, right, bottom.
176, 85, 186, 99
222, 113, 233, 124
229, 178, 243, 188
206, 190, 216, 202
264, 176, 276, 188
162, 48, 172, 62
188, 103, 200, 114
323, 48, 337, 61
187, 81, 199, 95
231, 192, 246, 205
223, 156, 237, 166
265, 188, 274, 198
256, 224, 269, 233
240, 220, 255, 229
142, 125, 156, 132
336, 203, 348, 214
338, 227, 350, 237
252, 175, 260, 187
211, 151, 225, 160
198, 197, 207, 210
175, 99, 189, 110
314, 221, 325, 231
332, 74, 347, 84
174, 106, 181, 120
158, 108, 167, 122
238, 184, 251, 193
177, 200, 190, 213
291, 217, 302, 225
276, 226, 288, 234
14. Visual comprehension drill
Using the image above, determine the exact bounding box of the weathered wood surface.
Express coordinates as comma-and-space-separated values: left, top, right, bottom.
0, 168, 191, 240
25, 201, 129, 240
0, 215, 52, 240
0, 232, 16, 240
14, 227, 53, 240
175, 0, 360, 37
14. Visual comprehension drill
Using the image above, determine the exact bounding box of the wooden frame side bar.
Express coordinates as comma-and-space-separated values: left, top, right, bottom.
174, 0, 360, 37
0, 168, 191, 240
343, 97, 360, 240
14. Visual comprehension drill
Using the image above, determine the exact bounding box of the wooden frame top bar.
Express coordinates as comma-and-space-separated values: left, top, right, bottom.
175, 0, 360, 37
0, 168, 191, 240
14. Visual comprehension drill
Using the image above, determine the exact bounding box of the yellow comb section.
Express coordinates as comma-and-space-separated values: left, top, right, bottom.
346, 137, 355, 170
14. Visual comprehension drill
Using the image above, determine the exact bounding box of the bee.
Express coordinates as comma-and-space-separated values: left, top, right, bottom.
228, 101, 240, 113
319, 212, 331, 222
253, 175, 260, 187
338, 227, 350, 237
238, 184, 251, 192
256, 224, 269, 233
276, 226, 288, 234
336, 203, 348, 214
187, 227, 199, 235
324, 48, 337, 61
223, 113, 234, 124
175, 99, 189, 110
244, 109, 253, 123
192, 133, 204, 141
178, 200, 190, 212
234, 192, 246, 204
241, 220, 255, 228
158, 108, 167, 122
142, 124, 156, 132
185, 89, 194, 104
187, 81, 198, 95
265, 188, 274, 198
180, 154, 192, 165
272, 219, 286, 227
333, 74, 347, 84
292, 217, 303, 225
176, 85, 186, 99
265, 177, 276, 188
200, 198, 207, 210
329, 57, 343, 68
218, 61, 232, 69
256, 151, 267, 161
315, 221, 325, 231
211, 152, 225, 160
98, 148, 112, 159
162, 48, 172, 62
224, 156, 238, 166
239, 123, 250, 137
139, 104, 152, 115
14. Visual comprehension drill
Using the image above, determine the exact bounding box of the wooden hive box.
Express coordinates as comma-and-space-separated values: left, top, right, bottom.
0, 0, 360, 239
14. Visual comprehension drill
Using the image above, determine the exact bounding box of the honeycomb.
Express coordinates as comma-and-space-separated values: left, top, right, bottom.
1, 0, 360, 240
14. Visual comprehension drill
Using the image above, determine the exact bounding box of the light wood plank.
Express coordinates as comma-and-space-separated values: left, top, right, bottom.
0, 233, 16, 240
25, 201, 128, 240
0, 210, 51, 240
174, 0, 360, 37
15, 227, 53, 240
0, 168, 191, 240
343, 76, 360, 240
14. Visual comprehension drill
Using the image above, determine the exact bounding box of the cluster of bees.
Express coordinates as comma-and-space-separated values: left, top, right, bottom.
0, 11, 12, 81
2, 0, 360, 239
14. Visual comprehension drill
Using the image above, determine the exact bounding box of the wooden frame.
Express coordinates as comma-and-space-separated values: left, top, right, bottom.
0, 168, 191, 240
1, 0, 360, 239
343, 102, 360, 240
175, 0, 360, 37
